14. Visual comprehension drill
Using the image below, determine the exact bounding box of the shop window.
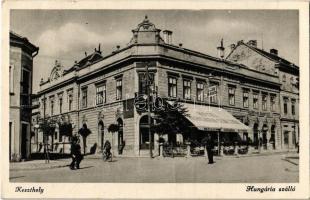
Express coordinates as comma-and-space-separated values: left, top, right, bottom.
183, 80, 191, 100
139, 116, 154, 150
168, 77, 177, 98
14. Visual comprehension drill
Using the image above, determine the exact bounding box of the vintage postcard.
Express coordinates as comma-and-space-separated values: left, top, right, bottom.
1, 0, 309, 199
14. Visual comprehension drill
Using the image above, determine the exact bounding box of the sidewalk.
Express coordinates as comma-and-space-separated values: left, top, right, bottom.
10, 159, 71, 171
10, 149, 298, 171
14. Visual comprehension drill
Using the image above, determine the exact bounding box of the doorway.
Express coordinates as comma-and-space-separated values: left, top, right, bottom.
98, 121, 104, 150
117, 118, 124, 154
21, 123, 28, 159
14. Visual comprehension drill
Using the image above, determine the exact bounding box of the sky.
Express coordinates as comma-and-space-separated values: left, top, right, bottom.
10, 10, 299, 92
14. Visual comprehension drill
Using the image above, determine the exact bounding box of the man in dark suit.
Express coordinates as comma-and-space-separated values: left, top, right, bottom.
203, 134, 215, 164
70, 135, 83, 170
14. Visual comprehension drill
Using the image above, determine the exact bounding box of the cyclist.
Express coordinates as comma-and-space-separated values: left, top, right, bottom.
103, 140, 112, 161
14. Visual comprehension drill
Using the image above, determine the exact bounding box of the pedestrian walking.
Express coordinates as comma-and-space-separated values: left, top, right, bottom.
70, 135, 83, 170
103, 140, 112, 161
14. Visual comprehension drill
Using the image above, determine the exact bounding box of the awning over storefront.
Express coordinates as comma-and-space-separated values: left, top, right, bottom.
172, 102, 250, 132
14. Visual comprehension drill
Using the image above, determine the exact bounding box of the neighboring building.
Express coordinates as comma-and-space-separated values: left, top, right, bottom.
9, 31, 39, 161
226, 40, 299, 150
34, 16, 298, 157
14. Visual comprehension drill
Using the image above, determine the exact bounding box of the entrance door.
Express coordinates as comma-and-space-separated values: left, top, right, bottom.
21, 124, 28, 159
284, 131, 289, 149
98, 121, 104, 150
117, 119, 124, 155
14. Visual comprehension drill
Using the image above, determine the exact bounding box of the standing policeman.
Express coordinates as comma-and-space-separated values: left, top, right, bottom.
203, 134, 215, 164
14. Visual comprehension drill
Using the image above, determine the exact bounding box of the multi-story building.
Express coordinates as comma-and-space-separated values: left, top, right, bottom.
34, 16, 298, 157
226, 40, 299, 150
9, 31, 39, 161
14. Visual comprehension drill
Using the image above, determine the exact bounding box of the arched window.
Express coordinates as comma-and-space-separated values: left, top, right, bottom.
139, 115, 154, 150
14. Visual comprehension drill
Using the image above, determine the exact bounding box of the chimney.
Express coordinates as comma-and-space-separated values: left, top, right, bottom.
217, 38, 225, 59
230, 43, 236, 51
270, 48, 278, 56
163, 30, 173, 44
247, 40, 257, 47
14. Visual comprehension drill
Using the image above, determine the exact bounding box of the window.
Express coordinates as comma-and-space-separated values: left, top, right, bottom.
253, 92, 259, 109
291, 99, 296, 115
282, 74, 286, 83
243, 90, 249, 108
270, 95, 276, 111
228, 87, 235, 106
81, 88, 88, 108
67, 89, 73, 111
283, 98, 288, 114
96, 84, 106, 105
22, 69, 30, 94
50, 100, 54, 116
68, 94, 73, 111
208, 83, 218, 104
262, 94, 267, 111
168, 77, 177, 98
9, 65, 14, 94
196, 82, 204, 102
59, 98, 63, 113
138, 73, 155, 94
183, 80, 191, 100
116, 79, 122, 100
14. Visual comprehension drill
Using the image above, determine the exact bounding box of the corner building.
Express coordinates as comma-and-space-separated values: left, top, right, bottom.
35, 17, 299, 156
10, 31, 39, 160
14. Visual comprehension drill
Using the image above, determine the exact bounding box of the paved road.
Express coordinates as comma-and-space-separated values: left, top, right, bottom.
10, 154, 298, 183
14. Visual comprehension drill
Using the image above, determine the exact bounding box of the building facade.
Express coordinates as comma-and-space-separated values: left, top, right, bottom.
10, 31, 39, 161
226, 40, 299, 150
33, 17, 299, 157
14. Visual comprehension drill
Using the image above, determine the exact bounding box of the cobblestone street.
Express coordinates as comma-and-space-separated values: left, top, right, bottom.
10, 153, 298, 183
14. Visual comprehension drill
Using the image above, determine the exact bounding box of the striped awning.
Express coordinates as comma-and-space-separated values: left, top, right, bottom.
172, 102, 250, 132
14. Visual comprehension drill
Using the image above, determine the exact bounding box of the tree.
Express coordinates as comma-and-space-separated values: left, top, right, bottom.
152, 99, 190, 143
78, 124, 91, 155
108, 123, 119, 133
38, 116, 57, 163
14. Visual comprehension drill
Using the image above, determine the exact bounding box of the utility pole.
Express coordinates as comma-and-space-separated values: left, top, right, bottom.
145, 63, 153, 158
